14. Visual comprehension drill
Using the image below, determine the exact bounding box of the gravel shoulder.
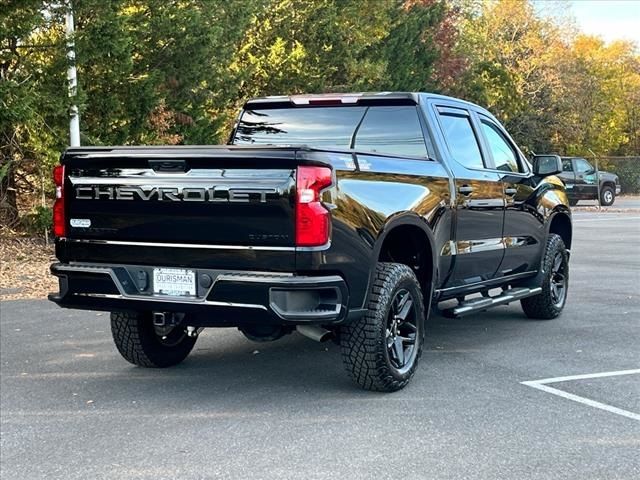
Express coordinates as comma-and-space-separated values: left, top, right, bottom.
0, 237, 56, 300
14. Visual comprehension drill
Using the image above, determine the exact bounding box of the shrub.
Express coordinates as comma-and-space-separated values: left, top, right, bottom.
597, 158, 640, 195
20, 205, 52, 235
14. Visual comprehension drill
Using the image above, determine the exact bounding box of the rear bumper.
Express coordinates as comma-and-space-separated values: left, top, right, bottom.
615, 185, 621, 195
49, 262, 356, 326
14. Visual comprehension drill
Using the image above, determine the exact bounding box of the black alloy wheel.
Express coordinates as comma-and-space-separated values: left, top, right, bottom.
153, 323, 189, 347
549, 251, 567, 308
340, 262, 426, 392
521, 234, 569, 320
385, 288, 419, 373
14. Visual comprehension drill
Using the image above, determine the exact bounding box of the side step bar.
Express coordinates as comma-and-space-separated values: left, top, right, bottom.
442, 287, 542, 318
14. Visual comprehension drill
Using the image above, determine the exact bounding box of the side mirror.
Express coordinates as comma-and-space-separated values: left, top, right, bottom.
532, 154, 563, 176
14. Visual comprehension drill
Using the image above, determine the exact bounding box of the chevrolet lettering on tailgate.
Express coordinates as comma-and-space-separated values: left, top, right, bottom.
74, 185, 277, 202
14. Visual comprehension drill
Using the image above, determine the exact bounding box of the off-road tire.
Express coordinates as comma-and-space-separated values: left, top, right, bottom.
340, 263, 426, 392
600, 186, 615, 206
521, 234, 569, 320
110, 311, 197, 367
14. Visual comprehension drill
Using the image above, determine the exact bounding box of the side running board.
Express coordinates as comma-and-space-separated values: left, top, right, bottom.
442, 287, 542, 318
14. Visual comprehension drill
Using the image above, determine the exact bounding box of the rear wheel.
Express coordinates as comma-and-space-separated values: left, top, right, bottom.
110, 311, 197, 367
600, 186, 615, 206
521, 234, 569, 319
340, 263, 425, 392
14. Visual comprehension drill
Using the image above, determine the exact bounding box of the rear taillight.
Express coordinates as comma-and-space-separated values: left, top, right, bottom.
53, 165, 66, 237
295, 166, 333, 247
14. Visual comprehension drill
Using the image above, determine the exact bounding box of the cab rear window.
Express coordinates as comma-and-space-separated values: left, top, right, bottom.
233, 106, 429, 157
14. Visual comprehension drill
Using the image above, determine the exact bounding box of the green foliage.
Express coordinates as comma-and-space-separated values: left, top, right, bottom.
231, 0, 391, 97
449, 0, 640, 157
598, 158, 640, 194
381, 0, 446, 91
21, 205, 53, 235
72, 0, 258, 145
1, 1, 67, 226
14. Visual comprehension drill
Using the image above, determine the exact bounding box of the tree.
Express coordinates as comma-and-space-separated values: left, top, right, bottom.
72, 0, 257, 145
552, 36, 640, 156
447, 0, 640, 157
1, 0, 257, 229
230, 0, 451, 97
447, 0, 566, 153
1, 1, 67, 228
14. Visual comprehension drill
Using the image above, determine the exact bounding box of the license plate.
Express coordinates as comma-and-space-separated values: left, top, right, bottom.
153, 268, 196, 297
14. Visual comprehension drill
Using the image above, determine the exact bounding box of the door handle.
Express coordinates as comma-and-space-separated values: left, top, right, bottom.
505, 187, 517, 196
458, 185, 474, 195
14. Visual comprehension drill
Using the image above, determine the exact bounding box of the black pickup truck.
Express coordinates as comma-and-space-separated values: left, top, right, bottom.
559, 156, 621, 206
49, 92, 572, 391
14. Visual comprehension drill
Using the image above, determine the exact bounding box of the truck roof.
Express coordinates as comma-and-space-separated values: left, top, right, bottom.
244, 92, 484, 111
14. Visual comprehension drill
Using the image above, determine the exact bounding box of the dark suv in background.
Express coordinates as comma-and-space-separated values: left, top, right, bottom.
559, 157, 621, 206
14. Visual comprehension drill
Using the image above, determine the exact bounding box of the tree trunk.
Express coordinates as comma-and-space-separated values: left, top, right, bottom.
0, 160, 19, 229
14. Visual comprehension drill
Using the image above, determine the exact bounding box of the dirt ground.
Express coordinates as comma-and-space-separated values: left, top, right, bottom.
0, 236, 57, 301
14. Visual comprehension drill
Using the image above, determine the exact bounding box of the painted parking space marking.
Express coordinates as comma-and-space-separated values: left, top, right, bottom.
572, 216, 640, 223
521, 369, 640, 421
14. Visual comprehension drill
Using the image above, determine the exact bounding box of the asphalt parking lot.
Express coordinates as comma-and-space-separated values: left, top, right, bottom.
1, 210, 639, 480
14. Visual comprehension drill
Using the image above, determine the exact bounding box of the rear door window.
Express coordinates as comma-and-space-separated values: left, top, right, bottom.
354, 106, 428, 157
437, 111, 485, 169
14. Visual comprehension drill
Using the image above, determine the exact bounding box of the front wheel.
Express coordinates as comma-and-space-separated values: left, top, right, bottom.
110, 311, 197, 367
340, 263, 426, 392
521, 234, 569, 319
600, 186, 615, 206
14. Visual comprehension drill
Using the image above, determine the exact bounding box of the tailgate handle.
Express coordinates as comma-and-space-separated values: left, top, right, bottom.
149, 160, 188, 173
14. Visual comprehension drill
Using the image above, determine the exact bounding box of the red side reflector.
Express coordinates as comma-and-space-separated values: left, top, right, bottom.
295, 166, 333, 247
53, 165, 66, 237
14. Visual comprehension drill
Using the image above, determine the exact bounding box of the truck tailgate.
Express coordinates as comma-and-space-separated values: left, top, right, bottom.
58, 147, 301, 270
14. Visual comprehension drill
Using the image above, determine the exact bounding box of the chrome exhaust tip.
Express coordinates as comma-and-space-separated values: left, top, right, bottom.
296, 325, 333, 343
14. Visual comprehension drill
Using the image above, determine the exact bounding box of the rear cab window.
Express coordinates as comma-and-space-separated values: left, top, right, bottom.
233, 107, 366, 149
232, 105, 430, 158
354, 106, 428, 157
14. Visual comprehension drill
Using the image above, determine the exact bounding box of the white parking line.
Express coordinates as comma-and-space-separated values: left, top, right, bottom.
573, 216, 640, 223
521, 369, 640, 421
